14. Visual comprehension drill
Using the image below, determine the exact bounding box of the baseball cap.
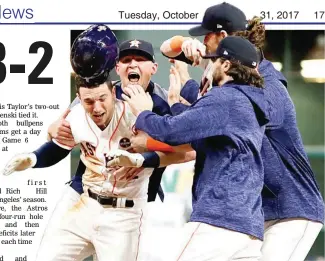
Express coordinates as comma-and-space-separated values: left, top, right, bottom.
189, 2, 247, 36
203, 36, 258, 69
118, 39, 155, 62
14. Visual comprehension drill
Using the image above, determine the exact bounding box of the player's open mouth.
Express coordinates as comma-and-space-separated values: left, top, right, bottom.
93, 113, 105, 120
128, 72, 140, 83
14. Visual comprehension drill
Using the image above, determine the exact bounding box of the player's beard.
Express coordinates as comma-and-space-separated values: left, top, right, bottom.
212, 68, 223, 87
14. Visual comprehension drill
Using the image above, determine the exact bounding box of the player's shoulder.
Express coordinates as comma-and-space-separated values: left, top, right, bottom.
66, 103, 85, 122
151, 82, 168, 100
120, 101, 137, 127
70, 102, 83, 114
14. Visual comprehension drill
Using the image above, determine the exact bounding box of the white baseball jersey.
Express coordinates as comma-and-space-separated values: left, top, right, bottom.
54, 99, 154, 199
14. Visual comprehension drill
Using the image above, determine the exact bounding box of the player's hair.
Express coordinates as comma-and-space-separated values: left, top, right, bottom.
217, 57, 264, 88
231, 16, 266, 49
75, 75, 113, 93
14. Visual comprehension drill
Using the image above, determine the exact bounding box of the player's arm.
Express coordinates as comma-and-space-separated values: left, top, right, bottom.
131, 130, 193, 153
47, 98, 80, 146
171, 60, 199, 105
156, 151, 196, 167
33, 141, 72, 168
160, 36, 193, 65
106, 150, 196, 169
134, 94, 227, 146
160, 35, 207, 68
1, 141, 73, 176
2, 105, 80, 176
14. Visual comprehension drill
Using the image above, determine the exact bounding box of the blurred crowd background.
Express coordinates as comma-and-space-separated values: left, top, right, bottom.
70, 29, 325, 260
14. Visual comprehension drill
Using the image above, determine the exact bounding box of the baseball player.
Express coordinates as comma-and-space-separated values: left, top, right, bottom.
2, 25, 196, 261
50, 37, 196, 203
2, 69, 194, 261
160, 3, 325, 260
113, 36, 268, 260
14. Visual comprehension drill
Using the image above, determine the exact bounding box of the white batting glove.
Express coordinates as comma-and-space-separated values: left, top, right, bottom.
181, 38, 206, 66
106, 150, 144, 168
2, 153, 37, 176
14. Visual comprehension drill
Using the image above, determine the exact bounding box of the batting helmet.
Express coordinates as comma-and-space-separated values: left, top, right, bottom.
70, 24, 119, 81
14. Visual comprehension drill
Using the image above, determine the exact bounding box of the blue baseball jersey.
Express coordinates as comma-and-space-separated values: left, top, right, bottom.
180, 60, 324, 224
135, 82, 269, 240
259, 60, 324, 223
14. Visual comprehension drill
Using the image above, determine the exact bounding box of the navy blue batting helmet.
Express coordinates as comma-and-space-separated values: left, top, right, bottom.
70, 24, 119, 81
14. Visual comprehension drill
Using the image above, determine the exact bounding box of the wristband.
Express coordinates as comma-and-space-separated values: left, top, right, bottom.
146, 137, 175, 152
142, 152, 160, 168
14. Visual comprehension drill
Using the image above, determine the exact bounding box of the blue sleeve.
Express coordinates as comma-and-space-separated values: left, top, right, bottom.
170, 103, 190, 116
33, 141, 70, 168
180, 79, 200, 104
135, 94, 229, 145
264, 80, 286, 128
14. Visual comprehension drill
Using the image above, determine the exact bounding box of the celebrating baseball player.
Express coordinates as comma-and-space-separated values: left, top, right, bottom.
49, 36, 196, 204
159, 3, 325, 261
110, 36, 269, 260
1, 24, 196, 261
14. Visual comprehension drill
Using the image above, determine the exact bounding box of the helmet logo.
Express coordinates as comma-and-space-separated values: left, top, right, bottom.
97, 25, 107, 31
129, 39, 141, 48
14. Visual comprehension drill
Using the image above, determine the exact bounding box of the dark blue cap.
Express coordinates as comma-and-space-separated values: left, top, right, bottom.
118, 39, 155, 62
203, 36, 258, 69
189, 2, 247, 36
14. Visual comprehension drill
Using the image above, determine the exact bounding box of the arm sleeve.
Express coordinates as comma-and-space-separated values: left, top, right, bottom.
162, 52, 193, 65
33, 141, 71, 168
135, 94, 229, 146
170, 103, 190, 116
180, 79, 200, 104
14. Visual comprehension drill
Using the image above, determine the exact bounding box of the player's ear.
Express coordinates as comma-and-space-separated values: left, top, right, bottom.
111, 85, 116, 97
223, 60, 231, 72
115, 63, 120, 76
151, 62, 158, 75
220, 30, 228, 39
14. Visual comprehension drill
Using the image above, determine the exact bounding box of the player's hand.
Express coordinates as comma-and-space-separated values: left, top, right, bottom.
168, 66, 182, 106
122, 85, 153, 116
179, 96, 191, 106
181, 38, 206, 66
1, 153, 37, 176
170, 59, 191, 86
113, 166, 145, 181
105, 149, 145, 168
48, 109, 76, 147
131, 131, 149, 153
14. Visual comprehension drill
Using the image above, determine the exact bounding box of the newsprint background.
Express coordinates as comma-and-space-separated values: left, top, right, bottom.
0, 0, 324, 260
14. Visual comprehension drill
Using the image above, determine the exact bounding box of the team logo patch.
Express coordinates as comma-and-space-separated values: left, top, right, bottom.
119, 137, 131, 148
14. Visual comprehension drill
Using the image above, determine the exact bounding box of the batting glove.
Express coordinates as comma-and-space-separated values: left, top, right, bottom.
106, 150, 144, 168
2, 153, 37, 176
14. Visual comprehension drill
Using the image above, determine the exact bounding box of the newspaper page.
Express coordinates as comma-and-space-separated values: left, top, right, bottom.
0, 0, 324, 260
